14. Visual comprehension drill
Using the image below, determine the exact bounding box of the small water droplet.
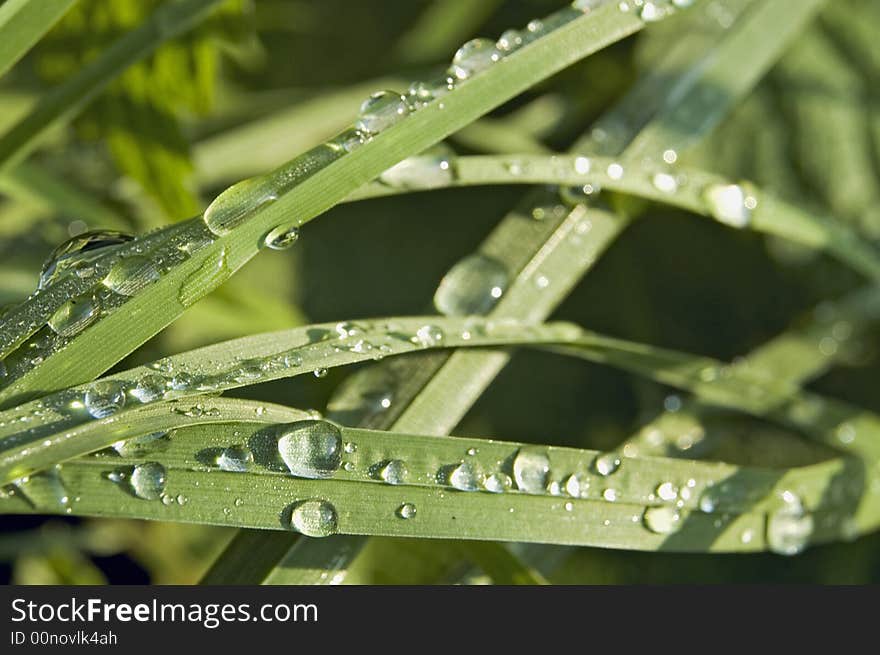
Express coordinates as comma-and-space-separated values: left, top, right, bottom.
130, 462, 167, 500
656, 481, 678, 502
652, 172, 678, 194
703, 183, 754, 228
84, 380, 126, 418
593, 452, 621, 476
496, 29, 523, 53
766, 492, 814, 555
287, 499, 338, 537
216, 445, 254, 472
606, 162, 624, 180
450, 38, 500, 80
112, 431, 169, 457
643, 506, 681, 534
639, 1, 666, 21
483, 472, 513, 493
102, 256, 161, 296
411, 324, 445, 348
178, 248, 229, 308
356, 90, 410, 135
512, 449, 550, 494
376, 459, 408, 485
573, 156, 591, 175
444, 461, 481, 491
380, 154, 453, 189
434, 254, 509, 315
47, 293, 100, 337
603, 488, 618, 502
314, 368, 328, 378
129, 374, 167, 403
277, 420, 343, 479
397, 502, 417, 519
263, 225, 300, 250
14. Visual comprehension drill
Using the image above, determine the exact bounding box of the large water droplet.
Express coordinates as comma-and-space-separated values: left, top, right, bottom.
47, 293, 100, 337
112, 431, 170, 457
102, 256, 161, 296
643, 506, 681, 534
178, 248, 229, 308
287, 499, 338, 537
130, 462, 167, 500
376, 459, 408, 485
512, 449, 550, 494
216, 445, 254, 472
703, 184, 755, 228
380, 154, 453, 189
433, 253, 509, 315
83, 380, 125, 419
766, 492, 814, 555
356, 91, 410, 135
277, 420, 343, 479
450, 38, 500, 80
203, 176, 277, 237
445, 461, 481, 491
39, 230, 133, 289
129, 374, 167, 403
593, 452, 621, 476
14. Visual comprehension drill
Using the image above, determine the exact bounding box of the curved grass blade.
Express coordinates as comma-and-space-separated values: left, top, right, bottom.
0, 1, 665, 406
2, 406, 876, 552
350, 153, 880, 282
0, 0, 76, 79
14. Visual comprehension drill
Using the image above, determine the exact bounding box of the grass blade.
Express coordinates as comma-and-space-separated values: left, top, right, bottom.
0, 0, 76, 79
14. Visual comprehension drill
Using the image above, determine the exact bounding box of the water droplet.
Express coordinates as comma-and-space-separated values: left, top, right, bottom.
102, 256, 161, 296
593, 452, 621, 476
563, 474, 584, 497
130, 462, 167, 500
356, 90, 410, 135
434, 253, 509, 315
216, 445, 253, 472
445, 461, 481, 491
129, 374, 167, 403
411, 324, 445, 348
263, 225, 300, 250
483, 472, 512, 493
652, 172, 678, 194
572, 0, 601, 11
203, 176, 278, 237
607, 162, 624, 180
332, 127, 367, 152
766, 492, 814, 555
662, 149, 678, 164
603, 488, 618, 502
450, 38, 500, 80
639, 1, 666, 21
178, 248, 229, 308
112, 431, 170, 457
313, 368, 328, 378
47, 293, 100, 337
380, 154, 453, 189
407, 74, 454, 105
496, 29, 523, 53
656, 482, 678, 502
643, 506, 681, 534
277, 420, 343, 479
512, 449, 550, 494
376, 459, 408, 485
287, 499, 338, 537
397, 502, 417, 519
573, 156, 591, 174
39, 230, 133, 289
703, 184, 754, 228
84, 380, 126, 418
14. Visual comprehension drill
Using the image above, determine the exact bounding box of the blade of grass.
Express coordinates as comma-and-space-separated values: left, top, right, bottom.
0, 0, 77, 79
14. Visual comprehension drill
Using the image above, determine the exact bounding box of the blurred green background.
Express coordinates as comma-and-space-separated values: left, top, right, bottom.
2, 0, 880, 583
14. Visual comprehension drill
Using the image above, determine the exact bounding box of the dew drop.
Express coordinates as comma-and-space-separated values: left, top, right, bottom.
376, 459, 408, 485
433, 253, 509, 316
263, 225, 300, 250
202, 176, 278, 237
380, 154, 453, 189
607, 162, 624, 180
593, 452, 621, 476
130, 462, 167, 500
652, 172, 678, 194
766, 492, 814, 555
573, 156, 591, 174
102, 256, 161, 296
703, 183, 754, 228
411, 324, 445, 348
356, 90, 410, 135
39, 230, 133, 289
47, 293, 100, 337
483, 472, 513, 493
397, 502, 417, 519
112, 431, 170, 457
407, 74, 454, 105
656, 481, 678, 502
450, 38, 500, 80
496, 29, 523, 53
84, 380, 126, 418
276, 420, 343, 479
512, 449, 550, 494
287, 499, 338, 537
639, 1, 666, 21
216, 445, 253, 472
643, 506, 681, 534
445, 461, 481, 491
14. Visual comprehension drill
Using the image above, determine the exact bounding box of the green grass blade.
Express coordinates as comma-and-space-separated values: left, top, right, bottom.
0, 0, 77, 79
0, 0, 226, 172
